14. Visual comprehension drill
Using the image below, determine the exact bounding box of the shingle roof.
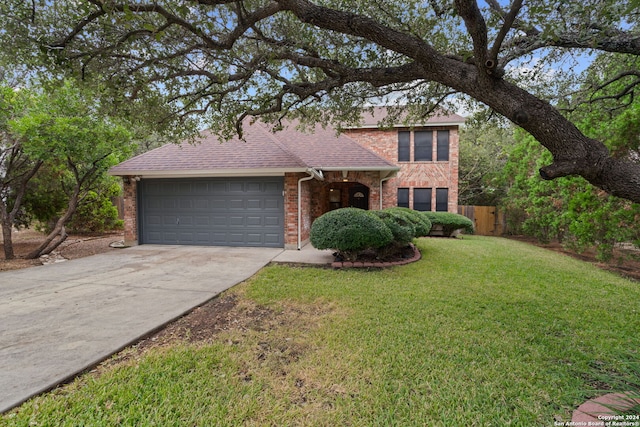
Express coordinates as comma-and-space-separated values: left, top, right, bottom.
109, 121, 306, 176
109, 109, 463, 177
256, 120, 398, 170
347, 107, 466, 128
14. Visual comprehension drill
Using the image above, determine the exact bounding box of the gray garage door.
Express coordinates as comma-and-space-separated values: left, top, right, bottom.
139, 177, 284, 247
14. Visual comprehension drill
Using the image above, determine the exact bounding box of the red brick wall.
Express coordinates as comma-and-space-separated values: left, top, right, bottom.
344, 126, 459, 212
320, 171, 382, 210
122, 177, 138, 245
284, 173, 313, 248
285, 170, 386, 247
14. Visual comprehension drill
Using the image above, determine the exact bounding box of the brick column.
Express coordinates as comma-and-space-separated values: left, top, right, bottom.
122, 177, 138, 246
284, 173, 301, 249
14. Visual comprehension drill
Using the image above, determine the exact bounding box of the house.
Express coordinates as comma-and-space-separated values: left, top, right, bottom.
109, 107, 464, 249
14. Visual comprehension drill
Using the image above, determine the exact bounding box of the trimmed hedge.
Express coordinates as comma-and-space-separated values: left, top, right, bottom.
310, 208, 393, 259
371, 209, 416, 245
386, 207, 432, 237
311, 208, 472, 261
422, 212, 474, 236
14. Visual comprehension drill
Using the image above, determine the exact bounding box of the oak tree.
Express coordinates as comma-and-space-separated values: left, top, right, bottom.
2, 0, 639, 201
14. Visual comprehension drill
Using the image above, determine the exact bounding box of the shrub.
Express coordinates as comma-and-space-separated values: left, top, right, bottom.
422, 212, 474, 236
372, 209, 416, 245
386, 207, 432, 237
68, 190, 124, 234
310, 208, 393, 260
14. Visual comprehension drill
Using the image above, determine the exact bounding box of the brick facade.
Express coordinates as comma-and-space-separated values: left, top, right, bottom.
284, 170, 384, 248
344, 126, 459, 212
284, 173, 311, 249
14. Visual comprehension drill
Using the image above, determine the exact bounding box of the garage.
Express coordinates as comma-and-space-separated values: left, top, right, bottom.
138, 177, 284, 247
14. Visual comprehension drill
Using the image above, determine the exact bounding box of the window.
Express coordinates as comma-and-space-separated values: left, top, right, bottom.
436, 188, 448, 212
414, 131, 432, 161
437, 130, 449, 161
398, 131, 410, 162
414, 188, 432, 211
397, 188, 409, 208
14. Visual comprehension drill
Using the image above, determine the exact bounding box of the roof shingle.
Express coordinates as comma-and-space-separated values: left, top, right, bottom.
109, 110, 462, 177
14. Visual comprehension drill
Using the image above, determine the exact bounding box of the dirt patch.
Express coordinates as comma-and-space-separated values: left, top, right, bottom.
135, 294, 275, 350
0, 228, 124, 271
96, 293, 336, 377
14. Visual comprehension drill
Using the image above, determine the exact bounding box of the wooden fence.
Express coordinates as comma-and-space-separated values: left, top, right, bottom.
458, 205, 506, 236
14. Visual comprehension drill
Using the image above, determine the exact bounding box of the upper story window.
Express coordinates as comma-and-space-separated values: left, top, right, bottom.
398, 131, 410, 162
399, 129, 450, 162
414, 131, 433, 161
437, 130, 450, 161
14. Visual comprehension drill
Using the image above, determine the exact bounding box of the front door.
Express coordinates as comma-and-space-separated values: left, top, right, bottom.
348, 185, 369, 210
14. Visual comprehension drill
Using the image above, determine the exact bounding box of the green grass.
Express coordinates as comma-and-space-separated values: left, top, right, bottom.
3, 236, 640, 426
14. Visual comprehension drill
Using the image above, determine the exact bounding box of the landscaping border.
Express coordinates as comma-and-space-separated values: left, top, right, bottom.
572, 392, 640, 424
331, 244, 421, 269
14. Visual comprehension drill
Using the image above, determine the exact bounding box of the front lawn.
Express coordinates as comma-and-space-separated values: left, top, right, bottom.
3, 236, 639, 426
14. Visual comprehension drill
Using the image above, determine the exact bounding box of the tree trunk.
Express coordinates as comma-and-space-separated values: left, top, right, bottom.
1, 220, 14, 260
26, 191, 78, 259
455, 75, 640, 202
25, 224, 68, 259
0, 158, 44, 260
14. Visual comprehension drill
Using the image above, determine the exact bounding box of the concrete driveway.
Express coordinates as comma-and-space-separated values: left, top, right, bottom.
0, 245, 283, 413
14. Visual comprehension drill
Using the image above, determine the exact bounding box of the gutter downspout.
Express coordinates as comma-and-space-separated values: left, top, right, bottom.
379, 172, 396, 210
297, 170, 316, 250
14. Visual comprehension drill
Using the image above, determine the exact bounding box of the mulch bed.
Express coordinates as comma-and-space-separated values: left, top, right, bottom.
331, 244, 421, 269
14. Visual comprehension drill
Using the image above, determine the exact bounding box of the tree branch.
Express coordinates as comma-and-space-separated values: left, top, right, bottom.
488, 0, 522, 70
589, 70, 640, 102
502, 31, 640, 65
52, 1, 284, 52
453, 0, 490, 73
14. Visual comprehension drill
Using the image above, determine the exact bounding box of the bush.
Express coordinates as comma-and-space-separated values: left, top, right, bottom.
386, 207, 432, 237
372, 209, 416, 245
310, 208, 393, 260
68, 190, 123, 234
422, 212, 474, 237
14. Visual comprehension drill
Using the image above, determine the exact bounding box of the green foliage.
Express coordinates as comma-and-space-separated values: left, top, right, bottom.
502, 54, 640, 261
458, 118, 514, 206
371, 209, 416, 246
3, 0, 637, 148
19, 164, 68, 230
310, 208, 393, 260
1, 79, 133, 258
68, 183, 123, 234
9, 81, 133, 169
386, 207, 432, 237
422, 211, 474, 236
503, 132, 640, 261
